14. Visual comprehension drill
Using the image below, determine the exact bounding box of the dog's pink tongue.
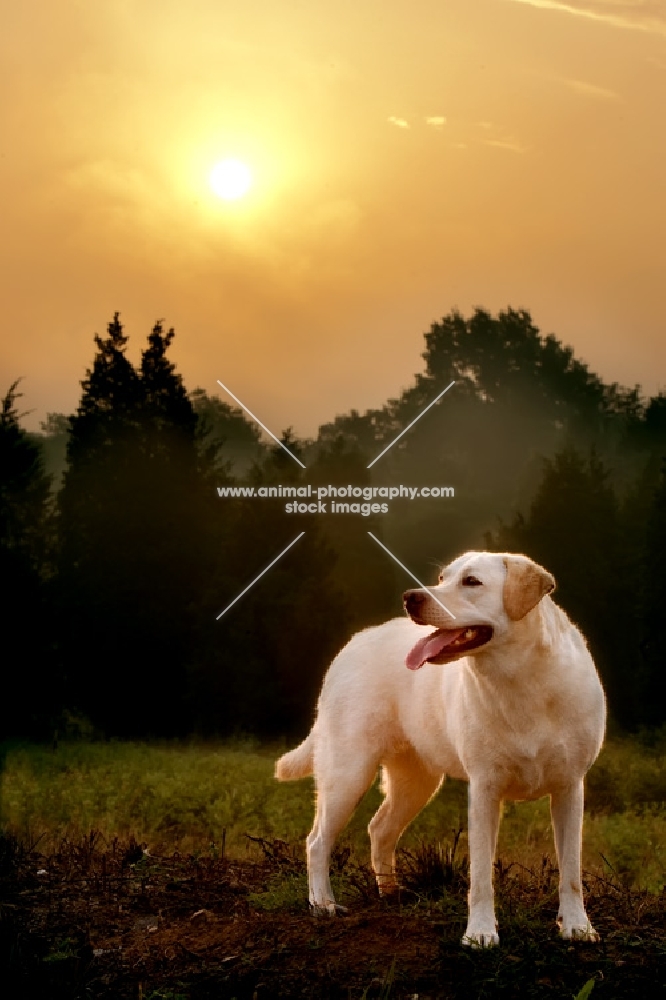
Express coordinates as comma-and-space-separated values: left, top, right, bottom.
406, 628, 465, 670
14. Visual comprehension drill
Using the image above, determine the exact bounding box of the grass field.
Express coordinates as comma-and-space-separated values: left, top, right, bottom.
1, 733, 665, 892
1, 735, 665, 997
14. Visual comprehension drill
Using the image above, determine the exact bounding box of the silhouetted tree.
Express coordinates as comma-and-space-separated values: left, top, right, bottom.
57, 316, 214, 737
316, 307, 646, 594
190, 388, 266, 475
30, 413, 70, 490
309, 434, 398, 630
489, 447, 638, 728
637, 458, 666, 725
0, 381, 55, 738
192, 431, 349, 736
17, 304, 665, 737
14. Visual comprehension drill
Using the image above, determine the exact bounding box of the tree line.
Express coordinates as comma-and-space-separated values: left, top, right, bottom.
2, 308, 665, 741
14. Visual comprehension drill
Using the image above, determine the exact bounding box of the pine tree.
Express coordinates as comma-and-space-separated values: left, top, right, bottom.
190, 387, 266, 476
57, 316, 213, 736
490, 447, 638, 728
638, 458, 666, 725
0, 380, 55, 737
192, 430, 350, 737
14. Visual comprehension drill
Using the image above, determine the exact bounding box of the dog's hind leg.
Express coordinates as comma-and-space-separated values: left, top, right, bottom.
368, 748, 443, 895
307, 755, 379, 916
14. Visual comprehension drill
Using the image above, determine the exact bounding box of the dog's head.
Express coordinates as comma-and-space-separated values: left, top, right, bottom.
403, 552, 555, 670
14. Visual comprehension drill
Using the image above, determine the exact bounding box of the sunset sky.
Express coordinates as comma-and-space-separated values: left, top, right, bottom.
2, 0, 665, 436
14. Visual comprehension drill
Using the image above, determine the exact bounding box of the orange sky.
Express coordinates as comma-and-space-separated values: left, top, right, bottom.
1, 0, 665, 436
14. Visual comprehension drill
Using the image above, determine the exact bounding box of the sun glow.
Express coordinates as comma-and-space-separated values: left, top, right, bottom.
209, 158, 253, 200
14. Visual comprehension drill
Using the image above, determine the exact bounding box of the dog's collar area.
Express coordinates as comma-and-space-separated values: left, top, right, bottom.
406, 625, 494, 670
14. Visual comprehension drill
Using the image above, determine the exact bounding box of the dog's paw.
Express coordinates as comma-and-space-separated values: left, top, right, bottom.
376, 876, 403, 898
461, 929, 500, 949
309, 902, 348, 917
558, 920, 600, 943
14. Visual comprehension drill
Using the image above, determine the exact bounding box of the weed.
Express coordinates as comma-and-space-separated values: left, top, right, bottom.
43, 935, 78, 963
248, 871, 309, 912
141, 990, 189, 1000
399, 828, 468, 900
1, 826, 664, 998
360, 956, 397, 999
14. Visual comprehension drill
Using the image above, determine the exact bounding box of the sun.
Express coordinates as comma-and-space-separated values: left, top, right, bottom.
209, 159, 253, 201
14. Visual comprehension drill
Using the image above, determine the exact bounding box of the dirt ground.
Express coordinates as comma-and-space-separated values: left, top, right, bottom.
1, 832, 664, 999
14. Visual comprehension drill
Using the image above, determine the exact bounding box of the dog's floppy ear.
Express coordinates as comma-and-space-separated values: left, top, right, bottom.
503, 555, 555, 621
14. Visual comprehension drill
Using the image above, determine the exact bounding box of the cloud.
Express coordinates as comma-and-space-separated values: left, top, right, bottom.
504, 0, 666, 37
474, 121, 527, 153
561, 78, 622, 100
482, 138, 528, 153
65, 159, 146, 196
387, 115, 447, 130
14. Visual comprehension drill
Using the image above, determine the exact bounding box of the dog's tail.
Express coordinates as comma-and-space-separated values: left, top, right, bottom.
275, 729, 316, 781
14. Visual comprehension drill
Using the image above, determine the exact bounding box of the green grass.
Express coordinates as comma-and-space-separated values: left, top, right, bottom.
1, 734, 664, 890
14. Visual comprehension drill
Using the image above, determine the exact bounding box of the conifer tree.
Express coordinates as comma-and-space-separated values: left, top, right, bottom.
638, 459, 666, 725
58, 316, 212, 736
0, 381, 55, 737
190, 387, 265, 476
192, 430, 350, 736
59, 313, 144, 576
490, 447, 637, 728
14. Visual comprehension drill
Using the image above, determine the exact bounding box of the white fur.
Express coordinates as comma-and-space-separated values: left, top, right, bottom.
275, 551, 606, 947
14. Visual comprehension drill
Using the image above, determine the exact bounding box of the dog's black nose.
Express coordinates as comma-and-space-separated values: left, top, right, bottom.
404, 590, 427, 614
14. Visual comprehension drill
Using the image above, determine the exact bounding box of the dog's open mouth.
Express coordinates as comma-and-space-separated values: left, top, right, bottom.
406, 625, 494, 670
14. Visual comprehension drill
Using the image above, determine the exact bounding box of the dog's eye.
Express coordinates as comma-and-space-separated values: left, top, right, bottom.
462, 575, 482, 587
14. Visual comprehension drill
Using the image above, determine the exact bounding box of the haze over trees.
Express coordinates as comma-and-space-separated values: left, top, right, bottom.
3, 307, 665, 739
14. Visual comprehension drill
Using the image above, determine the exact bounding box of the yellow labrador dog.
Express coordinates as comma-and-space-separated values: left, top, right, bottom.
275, 552, 606, 947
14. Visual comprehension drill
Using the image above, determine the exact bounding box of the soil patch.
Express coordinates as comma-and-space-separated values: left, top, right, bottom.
1, 833, 664, 998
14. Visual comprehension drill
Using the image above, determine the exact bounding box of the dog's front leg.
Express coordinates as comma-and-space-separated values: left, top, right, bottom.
463, 780, 501, 948
550, 781, 599, 941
